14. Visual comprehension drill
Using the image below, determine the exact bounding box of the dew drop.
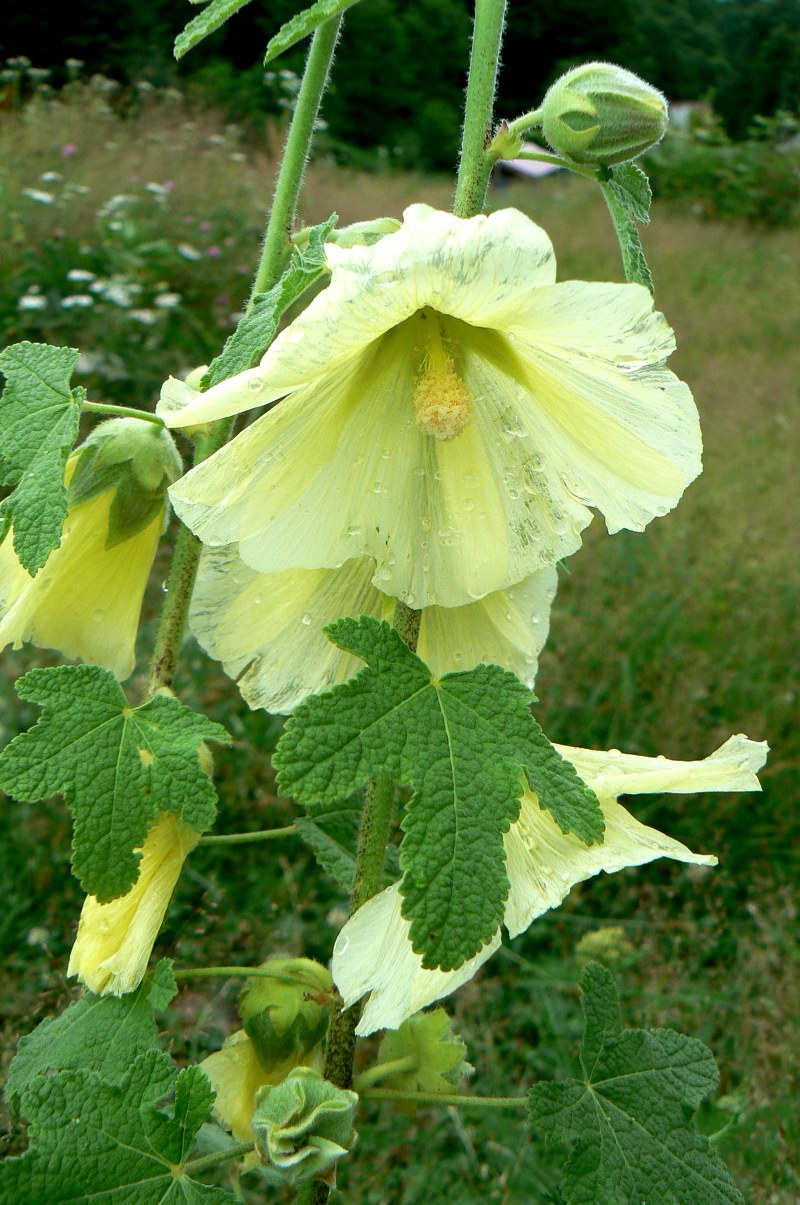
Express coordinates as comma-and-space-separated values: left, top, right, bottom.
92, 607, 106, 623
463, 497, 474, 512
247, 375, 265, 393
300, 612, 313, 626
420, 516, 432, 531
508, 488, 520, 501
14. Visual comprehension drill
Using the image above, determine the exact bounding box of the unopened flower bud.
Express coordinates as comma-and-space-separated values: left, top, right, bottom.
541, 62, 668, 167
240, 957, 333, 1068
252, 1066, 358, 1186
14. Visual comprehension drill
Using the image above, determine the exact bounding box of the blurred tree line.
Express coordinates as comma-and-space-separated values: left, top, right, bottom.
2, 0, 799, 167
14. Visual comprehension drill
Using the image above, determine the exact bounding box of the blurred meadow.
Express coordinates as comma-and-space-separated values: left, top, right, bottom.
0, 79, 798, 1203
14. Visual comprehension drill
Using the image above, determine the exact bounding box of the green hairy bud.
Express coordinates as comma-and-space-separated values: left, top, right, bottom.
541, 62, 668, 167
67, 418, 182, 547
240, 957, 333, 1070
252, 1066, 358, 1186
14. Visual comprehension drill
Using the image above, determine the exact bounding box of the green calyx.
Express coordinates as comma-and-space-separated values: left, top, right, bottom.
252, 1066, 358, 1186
67, 418, 183, 549
541, 61, 668, 167
372, 1009, 472, 1107
240, 957, 333, 1071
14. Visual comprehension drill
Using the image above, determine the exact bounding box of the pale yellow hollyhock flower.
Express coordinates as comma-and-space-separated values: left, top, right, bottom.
189, 545, 557, 713
0, 421, 181, 680
161, 204, 701, 609
201, 1032, 324, 1146
68, 813, 199, 995
332, 734, 767, 1033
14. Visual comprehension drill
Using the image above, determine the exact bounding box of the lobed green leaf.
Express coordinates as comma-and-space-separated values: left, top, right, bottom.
264, 0, 362, 65
528, 963, 743, 1205
203, 214, 338, 389
0, 665, 230, 901
275, 616, 602, 971
174, 0, 256, 59
0, 341, 83, 573
0, 1050, 235, 1203
5, 961, 176, 1114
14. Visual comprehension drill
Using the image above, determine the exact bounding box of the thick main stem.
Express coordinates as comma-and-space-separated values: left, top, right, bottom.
453, 0, 508, 219
251, 17, 342, 302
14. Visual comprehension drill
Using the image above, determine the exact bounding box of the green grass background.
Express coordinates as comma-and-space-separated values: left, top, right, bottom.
0, 89, 798, 1203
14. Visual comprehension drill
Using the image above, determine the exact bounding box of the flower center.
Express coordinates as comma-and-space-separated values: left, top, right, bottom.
412, 312, 471, 441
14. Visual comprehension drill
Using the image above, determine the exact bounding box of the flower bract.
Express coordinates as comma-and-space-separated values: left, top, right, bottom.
161, 204, 701, 608
189, 546, 557, 712
0, 421, 180, 680
332, 734, 767, 1033
67, 812, 199, 995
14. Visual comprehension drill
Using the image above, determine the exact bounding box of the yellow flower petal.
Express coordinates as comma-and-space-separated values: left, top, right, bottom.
190, 547, 556, 712
167, 207, 700, 606
68, 813, 199, 996
332, 884, 500, 1036
331, 736, 766, 1033
0, 491, 163, 680
201, 1032, 273, 1143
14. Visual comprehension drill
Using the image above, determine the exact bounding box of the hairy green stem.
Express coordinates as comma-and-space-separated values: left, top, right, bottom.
174, 965, 327, 987
506, 106, 543, 136
251, 17, 341, 303
364, 1089, 527, 1109
300, 774, 395, 1205
197, 825, 298, 846
353, 1055, 417, 1093
453, 0, 508, 218
183, 1141, 254, 1176
82, 400, 164, 426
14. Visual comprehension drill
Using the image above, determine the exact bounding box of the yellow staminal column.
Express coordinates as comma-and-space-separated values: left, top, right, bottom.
412, 310, 471, 441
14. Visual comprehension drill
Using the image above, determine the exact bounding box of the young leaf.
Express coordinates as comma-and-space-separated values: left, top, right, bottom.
275, 616, 602, 972
4, 961, 176, 1114
598, 163, 654, 292
203, 214, 338, 389
0, 665, 230, 901
264, 0, 361, 65
174, 0, 256, 60
528, 963, 743, 1205
0, 1050, 235, 1203
0, 341, 83, 573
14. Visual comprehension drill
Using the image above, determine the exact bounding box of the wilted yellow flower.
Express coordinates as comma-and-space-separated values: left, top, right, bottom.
0, 420, 181, 680
331, 734, 767, 1033
161, 204, 701, 608
189, 545, 557, 712
201, 1030, 325, 1144
68, 812, 199, 996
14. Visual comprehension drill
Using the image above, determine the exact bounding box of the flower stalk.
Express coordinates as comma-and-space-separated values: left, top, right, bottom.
453, 0, 508, 218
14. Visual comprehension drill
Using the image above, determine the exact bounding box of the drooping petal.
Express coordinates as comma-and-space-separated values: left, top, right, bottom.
332, 883, 500, 1036
201, 1031, 272, 1143
0, 493, 163, 680
68, 813, 199, 995
333, 735, 766, 1032
190, 551, 386, 713
189, 546, 556, 712
160, 205, 557, 428
554, 733, 768, 798
503, 793, 716, 939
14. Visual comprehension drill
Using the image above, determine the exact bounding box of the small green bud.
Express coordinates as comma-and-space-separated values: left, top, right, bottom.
575, 926, 637, 968
240, 957, 333, 1070
68, 418, 182, 547
541, 62, 668, 167
253, 1066, 358, 1186
326, 217, 402, 248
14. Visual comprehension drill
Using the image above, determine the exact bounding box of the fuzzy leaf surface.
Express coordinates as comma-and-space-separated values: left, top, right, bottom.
5, 961, 176, 1114
174, 0, 256, 58
0, 665, 230, 901
599, 163, 654, 291
0, 341, 83, 572
528, 963, 743, 1205
203, 214, 337, 388
0, 1050, 234, 1203
275, 616, 602, 971
264, 0, 361, 64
